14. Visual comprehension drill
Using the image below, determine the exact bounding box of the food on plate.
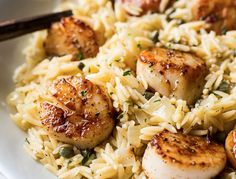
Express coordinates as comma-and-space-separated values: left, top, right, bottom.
44, 17, 99, 59
7, 0, 236, 178
40, 76, 114, 149
137, 47, 208, 105
225, 130, 236, 169
142, 131, 226, 179
192, 0, 236, 34
118, 0, 174, 15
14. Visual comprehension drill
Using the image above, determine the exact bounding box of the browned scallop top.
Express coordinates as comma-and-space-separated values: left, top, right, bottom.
119, 0, 174, 14
139, 47, 208, 79
150, 131, 226, 169
225, 130, 236, 169
40, 76, 114, 138
192, 0, 236, 34
44, 17, 99, 59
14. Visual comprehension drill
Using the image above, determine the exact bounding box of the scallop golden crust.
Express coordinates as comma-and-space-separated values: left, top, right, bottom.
118, 0, 174, 14
225, 130, 236, 169
142, 131, 226, 179
192, 0, 236, 34
44, 17, 99, 59
40, 76, 114, 149
137, 47, 208, 105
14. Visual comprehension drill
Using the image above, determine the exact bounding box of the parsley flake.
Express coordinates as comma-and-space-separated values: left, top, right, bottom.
233, 49, 236, 57
137, 43, 142, 49
81, 149, 96, 165
144, 91, 155, 100
152, 31, 159, 43
76, 51, 84, 60
95, 112, 100, 117
217, 81, 230, 93
25, 138, 30, 144
117, 113, 124, 120
221, 26, 228, 35
154, 99, 161, 103
123, 70, 131, 76
81, 90, 87, 97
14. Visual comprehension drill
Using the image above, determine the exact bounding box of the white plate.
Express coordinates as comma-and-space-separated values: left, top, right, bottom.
0, 1, 58, 179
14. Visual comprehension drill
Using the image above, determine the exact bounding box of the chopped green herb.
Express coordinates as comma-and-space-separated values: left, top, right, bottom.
76, 51, 84, 60
59, 146, 75, 158
149, 63, 154, 68
25, 138, 30, 144
154, 99, 161, 103
233, 49, 236, 57
95, 112, 100, 117
67, 160, 73, 169
81, 90, 87, 97
167, 43, 172, 49
217, 81, 230, 93
152, 31, 159, 43
129, 174, 134, 179
126, 100, 134, 106
78, 62, 85, 70
170, 39, 177, 44
123, 70, 131, 76
166, 8, 176, 21
221, 26, 228, 35
177, 19, 185, 25
117, 113, 124, 120
81, 149, 96, 165
137, 43, 142, 49
144, 91, 155, 100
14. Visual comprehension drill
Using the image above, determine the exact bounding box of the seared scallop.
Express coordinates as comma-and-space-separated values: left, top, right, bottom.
40, 76, 114, 149
118, 0, 174, 15
137, 47, 208, 104
192, 0, 236, 34
142, 131, 226, 179
44, 17, 99, 59
225, 130, 236, 169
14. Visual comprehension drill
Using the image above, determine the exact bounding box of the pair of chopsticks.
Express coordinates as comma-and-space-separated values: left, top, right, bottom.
0, 10, 73, 42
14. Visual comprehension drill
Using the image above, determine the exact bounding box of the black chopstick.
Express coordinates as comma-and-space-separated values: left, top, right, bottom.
0, 10, 73, 42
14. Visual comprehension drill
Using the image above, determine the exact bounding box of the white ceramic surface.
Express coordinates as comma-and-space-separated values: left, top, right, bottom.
0, 1, 58, 179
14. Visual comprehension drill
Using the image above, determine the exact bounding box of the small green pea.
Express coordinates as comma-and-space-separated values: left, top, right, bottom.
78, 62, 85, 70
59, 146, 75, 158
